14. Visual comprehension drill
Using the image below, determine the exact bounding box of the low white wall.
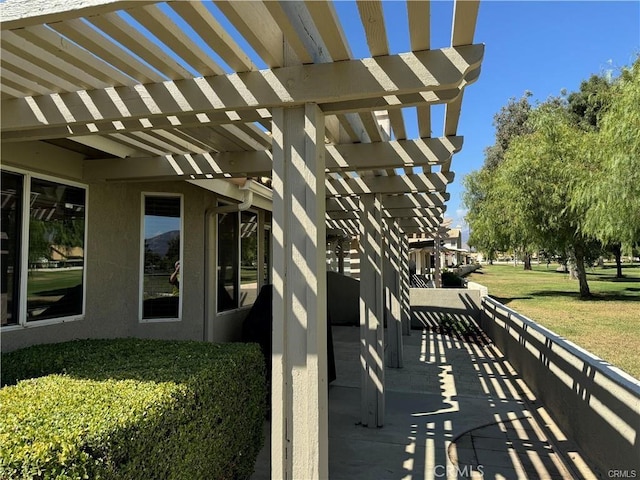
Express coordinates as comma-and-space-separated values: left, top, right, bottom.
453, 264, 481, 277
480, 294, 640, 476
466, 281, 488, 297
410, 288, 481, 328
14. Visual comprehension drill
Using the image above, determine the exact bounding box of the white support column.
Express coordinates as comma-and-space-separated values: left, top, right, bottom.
415, 251, 423, 276
384, 220, 403, 368
359, 193, 385, 428
400, 234, 411, 336
271, 103, 328, 479
434, 233, 442, 288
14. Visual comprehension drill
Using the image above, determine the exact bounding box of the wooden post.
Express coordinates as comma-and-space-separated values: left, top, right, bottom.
400, 234, 411, 336
359, 193, 385, 427
271, 103, 328, 479
384, 220, 403, 368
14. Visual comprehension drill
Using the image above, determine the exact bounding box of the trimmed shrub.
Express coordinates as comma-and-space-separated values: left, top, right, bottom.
0, 339, 266, 480
441, 270, 465, 287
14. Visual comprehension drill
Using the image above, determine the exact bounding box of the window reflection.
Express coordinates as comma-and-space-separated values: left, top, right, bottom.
1, 171, 23, 326
240, 211, 258, 307
142, 196, 181, 319
27, 178, 85, 321
217, 210, 238, 312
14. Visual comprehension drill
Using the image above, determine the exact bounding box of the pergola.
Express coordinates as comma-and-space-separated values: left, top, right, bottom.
0, 0, 482, 477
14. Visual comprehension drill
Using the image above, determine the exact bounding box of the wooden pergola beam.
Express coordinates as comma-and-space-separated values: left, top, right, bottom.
1, 45, 484, 133
326, 172, 454, 197
326, 207, 444, 221
82, 136, 463, 181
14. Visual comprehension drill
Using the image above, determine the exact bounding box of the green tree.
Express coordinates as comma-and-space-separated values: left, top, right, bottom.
496, 102, 596, 297
463, 169, 508, 263
567, 74, 613, 131
574, 58, 640, 270
464, 92, 534, 267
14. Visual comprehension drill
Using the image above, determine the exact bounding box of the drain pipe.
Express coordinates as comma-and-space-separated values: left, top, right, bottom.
211, 180, 255, 213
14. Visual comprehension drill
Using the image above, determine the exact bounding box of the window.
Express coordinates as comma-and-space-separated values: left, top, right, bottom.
1, 170, 86, 327
240, 211, 258, 307
141, 194, 182, 321
217, 208, 261, 313
217, 210, 238, 312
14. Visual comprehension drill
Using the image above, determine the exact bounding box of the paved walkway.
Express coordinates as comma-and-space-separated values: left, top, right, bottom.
252, 323, 596, 479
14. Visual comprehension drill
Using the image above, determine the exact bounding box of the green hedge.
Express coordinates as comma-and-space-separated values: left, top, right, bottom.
441, 270, 466, 287
0, 339, 266, 480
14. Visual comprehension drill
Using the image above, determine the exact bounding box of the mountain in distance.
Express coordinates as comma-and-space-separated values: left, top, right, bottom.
145, 230, 179, 257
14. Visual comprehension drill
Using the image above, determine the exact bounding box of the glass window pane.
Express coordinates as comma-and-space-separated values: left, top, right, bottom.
27, 178, 85, 321
217, 211, 238, 312
142, 196, 181, 319
240, 211, 258, 307
1, 171, 23, 326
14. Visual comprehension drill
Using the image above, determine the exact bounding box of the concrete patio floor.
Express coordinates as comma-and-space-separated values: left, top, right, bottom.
251, 323, 596, 479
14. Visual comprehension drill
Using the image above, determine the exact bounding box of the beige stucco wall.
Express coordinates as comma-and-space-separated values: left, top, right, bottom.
1, 141, 261, 352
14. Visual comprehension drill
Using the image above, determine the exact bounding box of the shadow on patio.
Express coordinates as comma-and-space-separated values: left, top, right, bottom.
253, 319, 596, 479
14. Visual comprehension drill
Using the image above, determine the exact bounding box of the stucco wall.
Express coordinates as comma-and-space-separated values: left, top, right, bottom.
1, 143, 261, 352
480, 296, 640, 476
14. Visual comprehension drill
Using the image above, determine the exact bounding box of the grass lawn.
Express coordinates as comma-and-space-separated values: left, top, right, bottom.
27, 269, 83, 296
467, 263, 640, 380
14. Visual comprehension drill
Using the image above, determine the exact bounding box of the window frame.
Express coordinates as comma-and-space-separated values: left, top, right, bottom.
139, 192, 184, 323
1, 166, 88, 330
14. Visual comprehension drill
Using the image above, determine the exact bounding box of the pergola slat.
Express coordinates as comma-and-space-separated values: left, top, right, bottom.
304, 0, 352, 61
357, 1, 389, 58
167, 1, 257, 73
49, 18, 165, 84
326, 172, 454, 197
0, 67, 52, 96
263, 1, 314, 65
126, 5, 226, 77
83, 136, 463, 181
86, 12, 193, 80
10, 25, 135, 87
1, 30, 110, 90
1, 45, 484, 133
0, 48, 81, 92
1, 110, 271, 142
213, 0, 284, 68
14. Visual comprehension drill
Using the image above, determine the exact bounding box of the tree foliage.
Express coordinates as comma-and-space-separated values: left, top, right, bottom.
463, 93, 534, 265
484, 93, 533, 171
464, 58, 640, 297
574, 58, 640, 247
494, 102, 596, 297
